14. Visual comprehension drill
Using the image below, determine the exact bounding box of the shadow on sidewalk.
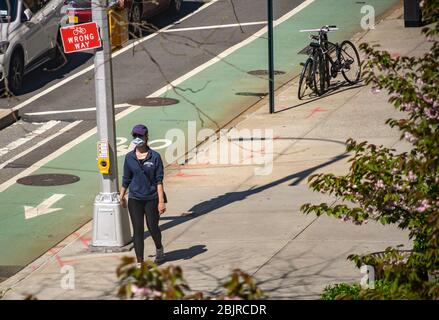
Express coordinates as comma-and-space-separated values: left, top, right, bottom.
276, 80, 365, 114
148, 245, 208, 265
144, 153, 349, 242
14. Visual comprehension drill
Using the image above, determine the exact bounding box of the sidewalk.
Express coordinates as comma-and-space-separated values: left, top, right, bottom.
0, 4, 426, 300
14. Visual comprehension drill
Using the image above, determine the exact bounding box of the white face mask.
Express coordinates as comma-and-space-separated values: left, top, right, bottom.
132, 137, 145, 146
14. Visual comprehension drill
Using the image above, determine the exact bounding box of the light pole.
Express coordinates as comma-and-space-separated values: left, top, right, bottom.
267, 0, 275, 114
90, 0, 131, 249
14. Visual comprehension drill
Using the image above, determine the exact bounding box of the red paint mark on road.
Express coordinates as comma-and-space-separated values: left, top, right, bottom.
73, 232, 91, 248
49, 249, 65, 267
305, 107, 327, 118
48, 248, 72, 268
49, 248, 60, 255
243, 145, 266, 161
79, 236, 91, 247
55, 256, 65, 268
175, 172, 206, 177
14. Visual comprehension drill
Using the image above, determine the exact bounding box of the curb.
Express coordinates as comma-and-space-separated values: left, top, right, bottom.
0, 109, 20, 130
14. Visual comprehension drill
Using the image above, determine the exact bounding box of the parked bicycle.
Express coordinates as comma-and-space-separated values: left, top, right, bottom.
297, 25, 361, 100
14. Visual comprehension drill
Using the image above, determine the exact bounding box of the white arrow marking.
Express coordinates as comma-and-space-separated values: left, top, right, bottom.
25, 194, 66, 220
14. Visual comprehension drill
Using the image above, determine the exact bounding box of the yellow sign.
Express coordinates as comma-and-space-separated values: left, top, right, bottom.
108, 8, 129, 51
68, 15, 78, 24
97, 140, 110, 174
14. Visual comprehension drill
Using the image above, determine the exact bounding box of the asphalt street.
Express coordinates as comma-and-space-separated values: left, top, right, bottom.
0, 0, 400, 282
0, 0, 305, 185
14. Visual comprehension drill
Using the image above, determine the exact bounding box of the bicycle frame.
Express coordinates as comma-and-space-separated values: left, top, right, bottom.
298, 25, 361, 98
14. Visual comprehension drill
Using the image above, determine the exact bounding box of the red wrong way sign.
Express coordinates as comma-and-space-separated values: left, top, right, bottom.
60, 22, 102, 53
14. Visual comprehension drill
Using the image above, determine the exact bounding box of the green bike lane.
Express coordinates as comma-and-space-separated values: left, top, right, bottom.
0, 0, 399, 272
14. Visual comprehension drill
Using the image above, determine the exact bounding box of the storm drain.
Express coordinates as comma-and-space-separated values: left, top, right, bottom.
247, 70, 286, 76
17, 174, 80, 187
127, 97, 179, 107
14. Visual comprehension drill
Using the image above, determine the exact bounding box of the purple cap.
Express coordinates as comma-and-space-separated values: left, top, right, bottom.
131, 124, 148, 136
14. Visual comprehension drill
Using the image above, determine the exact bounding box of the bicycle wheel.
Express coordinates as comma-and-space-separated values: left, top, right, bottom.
338, 40, 361, 84
313, 53, 326, 96
298, 58, 315, 100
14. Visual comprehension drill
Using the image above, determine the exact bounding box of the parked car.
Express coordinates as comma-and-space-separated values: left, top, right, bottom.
63, 0, 182, 29
0, 0, 64, 94
63, 0, 91, 24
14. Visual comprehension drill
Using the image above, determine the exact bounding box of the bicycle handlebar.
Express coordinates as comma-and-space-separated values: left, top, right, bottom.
300, 25, 339, 33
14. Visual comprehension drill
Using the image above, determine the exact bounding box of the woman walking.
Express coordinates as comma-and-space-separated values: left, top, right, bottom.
119, 124, 166, 264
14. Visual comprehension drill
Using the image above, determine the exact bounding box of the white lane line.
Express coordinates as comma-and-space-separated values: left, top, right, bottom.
0, 0, 315, 194
0, 121, 60, 157
161, 21, 267, 33
0, 121, 82, 170
24, 104, 131, 116
10, 0, 221, 113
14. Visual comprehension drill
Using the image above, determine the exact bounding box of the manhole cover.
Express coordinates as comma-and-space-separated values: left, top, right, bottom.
17, 174, 80, 186
248, 70, 286, 76
127, 97, 179, 107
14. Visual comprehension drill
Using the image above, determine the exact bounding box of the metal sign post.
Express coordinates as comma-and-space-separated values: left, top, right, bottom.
267, 0, 275, 114
90, 0, 131, 249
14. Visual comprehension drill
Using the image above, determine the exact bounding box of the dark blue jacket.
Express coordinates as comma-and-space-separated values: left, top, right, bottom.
122, 148, 164, 200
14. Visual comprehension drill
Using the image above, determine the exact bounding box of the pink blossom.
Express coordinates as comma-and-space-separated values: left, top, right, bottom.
422, 95, 434, 105
415, 199, 430, 213
340, 215, 350, 222
224, 296, 243, 300
375, 180, 385, 189
152, 290, 163, 298
131, 285, 152, 297
401, 102, 416, 112
385, 201, 396, 210
404, 132, 418, 144
425, 108, 438, 119
371, 87, 381, 94
408, 171, 417, 182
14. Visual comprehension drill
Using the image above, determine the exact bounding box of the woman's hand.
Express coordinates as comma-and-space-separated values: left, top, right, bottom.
119, 187, 128, 208
158, 202, 166, 215
119, 194, 127, 208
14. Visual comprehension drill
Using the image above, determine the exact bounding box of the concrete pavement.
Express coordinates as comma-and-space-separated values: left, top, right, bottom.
0, 0, 401, 276
0, 3, 425, 299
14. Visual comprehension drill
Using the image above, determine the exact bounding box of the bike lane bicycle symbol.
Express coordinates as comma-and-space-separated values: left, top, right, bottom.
73, 27, 87, 36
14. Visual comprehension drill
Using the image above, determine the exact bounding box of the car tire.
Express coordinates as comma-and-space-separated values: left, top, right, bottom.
129, 2, 142, 38
47, 32, 66, 69
170, 0, 182, 13
7, 51, 24, 95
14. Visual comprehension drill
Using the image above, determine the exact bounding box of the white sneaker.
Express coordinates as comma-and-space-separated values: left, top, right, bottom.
154, 247, 165, 264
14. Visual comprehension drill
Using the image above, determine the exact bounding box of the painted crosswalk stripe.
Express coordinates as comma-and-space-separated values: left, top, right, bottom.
0, 121, 82, 170
0, 121, 60, 158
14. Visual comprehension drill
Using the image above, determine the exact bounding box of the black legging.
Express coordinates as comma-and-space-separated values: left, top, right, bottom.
128, 198, 162, 261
